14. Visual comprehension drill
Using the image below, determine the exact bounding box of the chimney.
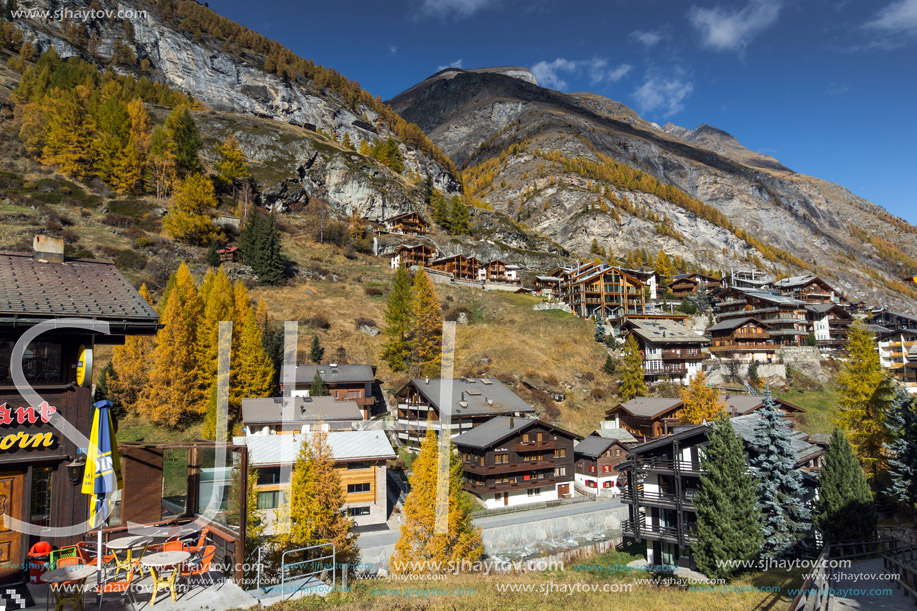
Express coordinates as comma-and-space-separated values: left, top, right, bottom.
509, 416, 514, 428
425, 377, 429, 385
32, 235, 64, 263
461, 391, 465, 401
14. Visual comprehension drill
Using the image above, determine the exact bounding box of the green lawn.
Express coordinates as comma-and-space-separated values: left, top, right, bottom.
777, 387, 840, 434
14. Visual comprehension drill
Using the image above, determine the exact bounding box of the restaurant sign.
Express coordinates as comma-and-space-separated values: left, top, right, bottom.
0, 401, 58, 451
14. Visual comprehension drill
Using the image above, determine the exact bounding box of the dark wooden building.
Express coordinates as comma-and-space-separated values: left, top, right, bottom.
606, 398, 685, 439
454, 416, 579, 509
428, 254, 478, 281
384, 212, 430, 235
389, 244, 435, 269
0, 238, 160, 582
573, 434, 631, 496
706, 316, 776, 362
284, 363, 377, 418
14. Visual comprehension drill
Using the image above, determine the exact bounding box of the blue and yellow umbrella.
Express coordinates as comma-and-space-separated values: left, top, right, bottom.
81, 400, 122, 579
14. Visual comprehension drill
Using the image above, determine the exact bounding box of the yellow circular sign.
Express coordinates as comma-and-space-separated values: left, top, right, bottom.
76, 344, 92, 387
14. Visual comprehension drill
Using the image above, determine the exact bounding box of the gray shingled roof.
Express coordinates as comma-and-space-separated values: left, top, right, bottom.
574, 435, 617, 458
743, 291, 807, 306
707, 317, 762, 332
626, 319, 710, 344
294, 364, 374, 385
242, 396, 362, 424
452, 416, 539, 449
399, 378, 536, 418
774, 275, 820, 288
0, 252, 159, 327
612, 397, 683, 419
234, 431, 395, 466
595, 426, 638, 443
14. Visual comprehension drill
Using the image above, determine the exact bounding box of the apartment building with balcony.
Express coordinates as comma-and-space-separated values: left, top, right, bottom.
878, 329, 917, 394
390, 243, 436, 269
284, 363, 378, 419
394, 377, 536, 449
623, 318, 709, 385
714, 288, 809, 346
707, 317, 777, 363
573, 434, 633, 496
619, 414, 822, 569
805, 303, 853, 352
773, 275, 842, 304
454, 416, 579, 509
548, 262, 647, 319
870, 308, 917, 333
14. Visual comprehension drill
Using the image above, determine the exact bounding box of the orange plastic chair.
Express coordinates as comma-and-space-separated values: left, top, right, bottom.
186, 528, 210, 553
161, 540, 184, 552
74, 541, 115, 566
180, 545, 217, 591
95, 561, 139, 611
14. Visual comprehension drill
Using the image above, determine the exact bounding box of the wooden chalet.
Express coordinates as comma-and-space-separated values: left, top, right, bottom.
218, 246, 238, 262
719, 393, 805, 426
454, 416, 579, 509
394, 377, 536, 449
805, 303, 852, 351
241, 395, 364, 433
0, 237, 162, 586
574, 434, 632, 496
773, 275, 841, 304
484, 259, 507, 282
707, 316, 776, 362
284, 363, 378, 418
384, 212, 430, 235
550, 262, 647, 319
713, 288, 808, 346
390, 243, 435, 269
870, 308, 917, 333
429, 254, 478, 281
623, 318, 709, 385
505, 264, 522, 282
606, 398, 685, 439
619, 415, 821, 569
668, 273, 720, 298
534, 275, 562, 297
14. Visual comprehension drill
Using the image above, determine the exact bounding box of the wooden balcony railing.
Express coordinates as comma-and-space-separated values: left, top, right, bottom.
462, 459, 555, 475
514, 440, 556, 452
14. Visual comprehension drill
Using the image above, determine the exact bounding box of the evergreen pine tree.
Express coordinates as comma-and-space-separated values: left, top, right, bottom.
206, 240, 221, 267
391, 426, 484, 573
310, 334, 324, 363
618, 335, 647, 402
836, 319, 894, 483
257, 213, 286, 285
693, 412, 763, 580
680, 370, 726, 425
604, 354, 616, 376
747, 360, 761, 389
593, 313, 605, 343
816, 428, 877, 543
137, 263, 203, 428
411, 269, 442, 378
448, 196, 470, 235
239, 209, 265, 267
164, 106, 202, 176
885, 388, 917, 512
432, 191, 451, 230
746, 389, 812, 558
381, 265, 414, 371
110, 283, 155, 415
310, 372, 328, 396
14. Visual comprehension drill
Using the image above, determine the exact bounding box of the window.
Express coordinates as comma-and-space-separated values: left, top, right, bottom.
347, 461, 371, 470
257, 491, 279, 510
554, 467, 566, 477
615, 449, 621, 456
589, 465, 595, 473
257, 467, 281, 485
536, 432, 544, 442
347, 483, 371, 494
554, 448, 566, 458
348, 506, 370, 516
527, 488, 541, 496
494, 453, 508, 464
603, 481, 613, 488
0, 340, 63, 384
522, 433, 530, 442
586, 480, 596, 488
30, 466, 52, 527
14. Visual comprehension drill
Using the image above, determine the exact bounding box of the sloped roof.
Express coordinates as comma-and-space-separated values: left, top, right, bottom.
596, 425, 639, 443
294, 364, 375, 385
730, 413, 822, 466
242, 396, 362, 424
774, 275, 822, 288
453, 416, 578, 449
610, 397, 683, 419
626, 318, 710, 345
0, 252, 159, 329
574, 435, 618, 458
743, 291, 807, 306
234, 430, 396, 466
397, 378, 535, 418
720, 394, 805, 415
706, 317, 766, 332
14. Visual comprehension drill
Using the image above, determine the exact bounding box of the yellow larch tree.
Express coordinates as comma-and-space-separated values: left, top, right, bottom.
680, 369, 726, 425
109, 284, 155, 414
410, 269, 443, 378
163, 173, 221, 245
194, 266, 234, 417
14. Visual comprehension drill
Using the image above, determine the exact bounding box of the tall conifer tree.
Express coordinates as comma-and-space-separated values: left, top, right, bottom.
618, 335, 647, 402
109, 283, 155, 414
381, 265, 414, 371
680, 370, 726, 425
693, 412, 763, 580
816, 428, 877, 543
885, 388, 917, 513
411, 270, 442, 378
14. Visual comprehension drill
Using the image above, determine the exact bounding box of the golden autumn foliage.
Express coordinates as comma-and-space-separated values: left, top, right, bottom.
680, 370, 726, 425
391, 427, 484, 574
163, 173, 221, 245
194, 267, 235, 415
109, 284, 155, 414
411, 270, 443, 378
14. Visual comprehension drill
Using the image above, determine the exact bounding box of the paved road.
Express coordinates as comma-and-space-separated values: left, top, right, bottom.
357, 497, 623, 551
831, 557, 914, 611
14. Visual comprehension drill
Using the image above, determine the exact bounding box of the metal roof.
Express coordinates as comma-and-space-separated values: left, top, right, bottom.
294, 364, 375, 385
743, 291, 807, 306
626, 319, 710, 345
706, 317, 763, 332
730, 413, 822, 465
0, 252, 159, 328
596, 425, 639, 443
398, 378, 536, 417
241, 396, 363, 424
233, 430, 396, 466
574, 435, 618, 458
720, 394, 805, 415
452, 416, 578, 449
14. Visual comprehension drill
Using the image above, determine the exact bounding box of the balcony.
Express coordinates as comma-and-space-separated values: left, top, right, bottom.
710, 342, 776, 352
633, 457, 704, 473
514, 440, 556, 452
464, 476, 557, 494
661, 349, 703, 360
643, 364, 687, 376
621, 516, 680, 540
463, 459, 555, 475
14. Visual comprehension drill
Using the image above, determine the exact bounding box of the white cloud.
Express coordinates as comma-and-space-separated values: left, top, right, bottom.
632, 77, 694, 117
631, 30, 664, 47
389, 45, 398, 56
531, 57, 632, 91
418, 0, 496, 19
436, 59, 464, 71
865, 0, 917, 36
688, 0, 781, 52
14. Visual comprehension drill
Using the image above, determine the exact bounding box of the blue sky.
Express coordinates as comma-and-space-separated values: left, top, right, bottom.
213, 0, 917, 224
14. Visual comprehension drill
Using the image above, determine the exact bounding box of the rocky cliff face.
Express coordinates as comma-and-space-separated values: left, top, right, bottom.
390, 68, 917, 313
12, 0, 460, 215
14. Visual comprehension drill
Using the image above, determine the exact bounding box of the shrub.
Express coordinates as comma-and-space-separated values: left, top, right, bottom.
304, 314, 331, 329
102, 213, 133, 228
364, 286, 384, 297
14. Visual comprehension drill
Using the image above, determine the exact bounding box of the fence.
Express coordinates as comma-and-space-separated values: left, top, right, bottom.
470, 493, 596, 518
883, 544, 917, 605
280, 542, 335, 601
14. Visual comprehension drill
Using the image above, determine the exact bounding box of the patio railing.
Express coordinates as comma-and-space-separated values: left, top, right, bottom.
280, 542, 335, 601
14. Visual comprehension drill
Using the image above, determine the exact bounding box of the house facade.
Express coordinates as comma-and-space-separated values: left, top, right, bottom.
878, 329, 917, 394
0, 238, 160, 579
552, 263, 647, 319
805, 303, 852, 352
241, 395, 364, 434
429, 254, 478, 281
505, 264, 522, 282
623, 318, 709, 385
394, 377, 536, 449
390, 244, 435, 269
384, 212, 430, 235
573, 434, 631, 497
707, 317, 776, 363
774, 275, 841, 304
235, 430, 395, 529
285, 363, 377, 418
454, 416, 579, 509
605, 398, 685, 439
870, 309, 917, 333
714, 288, 808, 346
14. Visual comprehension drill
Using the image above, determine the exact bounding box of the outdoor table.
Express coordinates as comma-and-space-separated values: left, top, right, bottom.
141, 550, 191, 605
41, 564, 96, 611
106, 535, 151, 577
